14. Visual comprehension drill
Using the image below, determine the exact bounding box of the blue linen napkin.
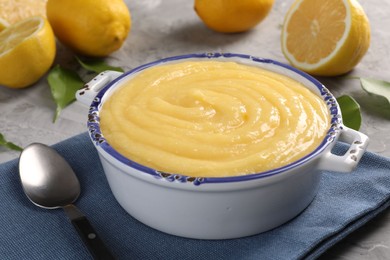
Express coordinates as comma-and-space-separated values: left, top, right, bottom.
1, 132, 390, 260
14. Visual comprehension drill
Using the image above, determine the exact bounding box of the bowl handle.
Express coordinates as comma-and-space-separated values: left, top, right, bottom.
76, 70, 123, 106
318, 126, 369, 172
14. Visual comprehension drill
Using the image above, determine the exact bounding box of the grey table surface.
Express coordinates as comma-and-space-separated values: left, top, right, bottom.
1, 0, 389, 259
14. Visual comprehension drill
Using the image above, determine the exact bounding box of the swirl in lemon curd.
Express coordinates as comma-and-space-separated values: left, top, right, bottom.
100, 61, 330, 177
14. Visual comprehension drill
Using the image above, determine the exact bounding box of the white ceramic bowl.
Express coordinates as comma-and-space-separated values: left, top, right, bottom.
76, 53, 369, 239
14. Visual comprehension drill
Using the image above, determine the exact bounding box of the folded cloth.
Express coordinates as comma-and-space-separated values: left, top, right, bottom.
1, 132, 389, 260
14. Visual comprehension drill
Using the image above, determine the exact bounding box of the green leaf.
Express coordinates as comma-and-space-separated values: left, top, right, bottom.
47, 65, 85, 122
0, 133, 23, 151
360, 78, 390, 107
336, 95, 362, 131
76, 56, 124, 73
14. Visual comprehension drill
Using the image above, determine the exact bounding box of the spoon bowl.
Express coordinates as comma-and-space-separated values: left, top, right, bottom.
19, 143, 80, 209
19, 143, 114, 260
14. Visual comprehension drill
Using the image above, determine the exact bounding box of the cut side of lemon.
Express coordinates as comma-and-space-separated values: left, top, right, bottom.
0, 16, 56, 88
0, 0, 47, 24
0, 18, 9, 32
281, 0, 370, 76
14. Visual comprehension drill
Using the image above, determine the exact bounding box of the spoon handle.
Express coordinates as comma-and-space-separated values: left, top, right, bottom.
64, 205, 115, 260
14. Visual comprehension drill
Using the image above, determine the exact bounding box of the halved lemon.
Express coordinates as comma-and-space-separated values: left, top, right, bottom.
281, 0, 370, 76
0, 16, 56, 88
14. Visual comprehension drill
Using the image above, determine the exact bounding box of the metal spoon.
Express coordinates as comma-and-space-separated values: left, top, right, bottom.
19, 143, 115, 260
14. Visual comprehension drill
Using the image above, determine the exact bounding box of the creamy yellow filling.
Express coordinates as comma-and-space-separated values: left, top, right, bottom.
100, 61, 330, 177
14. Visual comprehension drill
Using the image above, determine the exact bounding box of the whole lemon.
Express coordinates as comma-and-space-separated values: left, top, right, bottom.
194, 0, 275, 33
46, 0, 131, 57
0, 16, 56, 88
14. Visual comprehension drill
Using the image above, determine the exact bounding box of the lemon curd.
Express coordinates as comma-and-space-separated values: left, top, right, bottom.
100, 61, 330, 177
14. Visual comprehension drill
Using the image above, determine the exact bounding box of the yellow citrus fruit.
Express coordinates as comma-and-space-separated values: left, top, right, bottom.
281, 0, 371, 76
46, 0, 131, 57
194, 0, 275, 33
0, 0, 47, 24
0, 16, 56, 88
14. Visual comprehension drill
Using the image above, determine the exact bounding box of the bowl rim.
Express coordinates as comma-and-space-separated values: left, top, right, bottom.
86, 52, 342, 185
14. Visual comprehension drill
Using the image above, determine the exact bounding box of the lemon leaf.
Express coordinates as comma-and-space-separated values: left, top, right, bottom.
336, 95, 362, 131
76, 56, 124, 73
360, 78, 390, 107
47, 65, 84, 122
0, 133, 23, 151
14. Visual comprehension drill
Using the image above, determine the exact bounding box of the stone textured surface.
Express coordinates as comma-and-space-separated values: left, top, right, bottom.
0, 0, 389, 259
